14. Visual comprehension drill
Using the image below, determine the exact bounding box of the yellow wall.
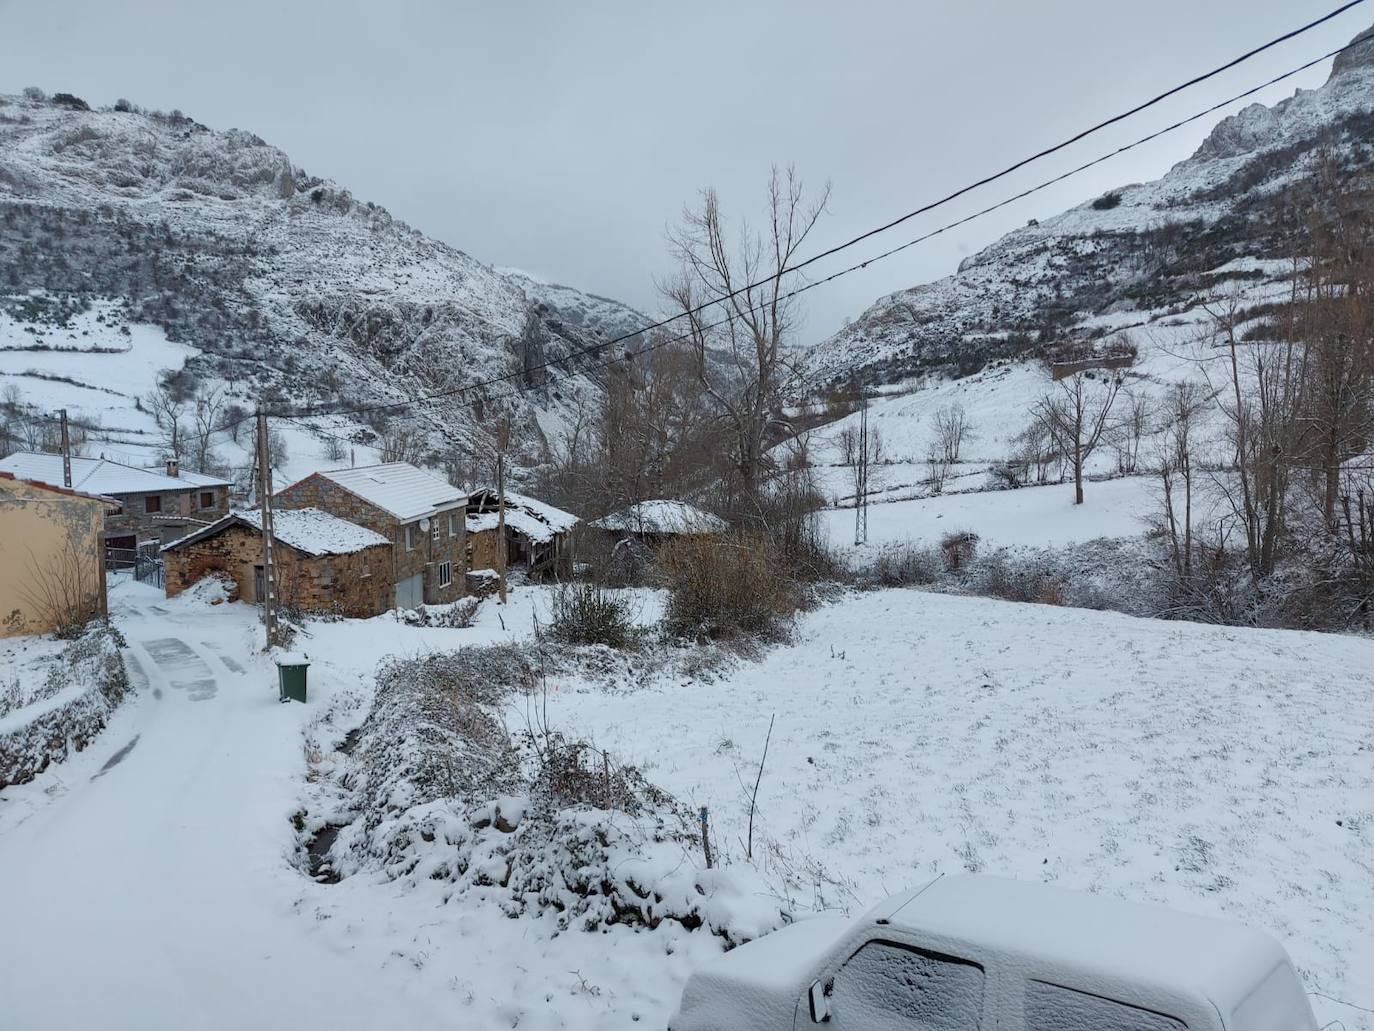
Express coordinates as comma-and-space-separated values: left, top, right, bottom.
0, 478, 109, 637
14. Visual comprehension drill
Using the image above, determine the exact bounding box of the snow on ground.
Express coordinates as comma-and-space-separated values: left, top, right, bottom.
536, 589, 1374, 1029
819, 475, 1159, 555
2, 578, 1371, 1029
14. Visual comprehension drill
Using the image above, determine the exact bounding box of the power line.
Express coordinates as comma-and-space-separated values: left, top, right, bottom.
273, 0, 1366, 428
12, 7, 1367, 448
277, 31, 1369, 430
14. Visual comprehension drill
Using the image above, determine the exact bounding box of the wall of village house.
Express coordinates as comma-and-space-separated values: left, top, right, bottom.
163, 524, 392, 618
468, 528, 502, 572
274, 475, 465, 605
0, 478, 108, 637
105, 484, 230, 545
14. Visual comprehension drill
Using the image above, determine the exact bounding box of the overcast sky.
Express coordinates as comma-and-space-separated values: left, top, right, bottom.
0, 1, 1365, 341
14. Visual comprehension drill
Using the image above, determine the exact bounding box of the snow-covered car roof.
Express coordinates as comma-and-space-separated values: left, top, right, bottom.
589, 499, 727, 535
672, 875, 1300, 1031
0, 451, 232, 494
301, 463, 466, 522
883, 875, 1288, 1014
161, 507, 389, 557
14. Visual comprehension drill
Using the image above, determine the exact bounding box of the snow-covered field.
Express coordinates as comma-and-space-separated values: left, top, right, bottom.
819, 474, 1158, 554
2, 579, 1371, 1029
0, 292, 382, 482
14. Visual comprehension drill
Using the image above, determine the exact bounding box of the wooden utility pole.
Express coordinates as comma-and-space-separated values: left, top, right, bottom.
854, 389, 869, 546
255, 409, 279, 649
59, 408, 72, 488
495, 447, 508, 605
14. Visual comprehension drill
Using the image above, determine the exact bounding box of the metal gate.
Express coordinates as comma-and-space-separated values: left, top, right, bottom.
134, 541, 165, 590
395, 573, 423, 611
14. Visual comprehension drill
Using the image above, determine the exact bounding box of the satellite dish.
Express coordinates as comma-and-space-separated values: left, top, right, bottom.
419, 517, 431, 531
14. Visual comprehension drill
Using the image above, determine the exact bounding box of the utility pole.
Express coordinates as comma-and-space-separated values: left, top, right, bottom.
495, 448, 508, 605
59, 408, 72, 488
255, 409, 279, 649
491, 415, 512, 604
854, 388, 869, 546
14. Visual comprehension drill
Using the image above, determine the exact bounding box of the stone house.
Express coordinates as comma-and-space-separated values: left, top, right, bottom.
160, 508, 393, 617
275, 463, 467, 609
0, 452, 232, 566
465, 488, 578, 580
0, 471, 119, 637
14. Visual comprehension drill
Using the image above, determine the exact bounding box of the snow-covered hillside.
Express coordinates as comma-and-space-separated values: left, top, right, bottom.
803, 24, 1374, 390
0, 92, 651, 466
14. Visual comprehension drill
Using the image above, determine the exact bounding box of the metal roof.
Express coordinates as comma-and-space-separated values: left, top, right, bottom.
305, 463, 466, 522
0, 451, 231, 495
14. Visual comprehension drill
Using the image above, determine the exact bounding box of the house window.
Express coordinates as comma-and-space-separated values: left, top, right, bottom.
437, 561, 452, 588
199, 491, 215, 510
144, 495, 162, 514
449, 512, 460, 538
405, 524, 418, 551
431, 520, 440, 545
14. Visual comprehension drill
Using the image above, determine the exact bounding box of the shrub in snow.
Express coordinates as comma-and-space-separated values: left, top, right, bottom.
543, 582, 637, 649
940, 530, 979, 572
0, 623, 129, 789
858, 542, 944, 588
659, 531, 798, 641
399, 597, 480, 629
314, 644, 783, 943
976, 554, 1067, 606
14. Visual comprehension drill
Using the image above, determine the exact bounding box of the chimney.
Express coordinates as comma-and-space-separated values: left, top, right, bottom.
166, 458, 179, 478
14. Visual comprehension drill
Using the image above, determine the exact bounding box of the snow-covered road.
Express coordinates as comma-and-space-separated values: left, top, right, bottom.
0, 583, 449, 1031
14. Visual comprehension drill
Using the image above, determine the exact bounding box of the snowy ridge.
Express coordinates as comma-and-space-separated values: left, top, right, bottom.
803, 25, 1374, 390
0, 93, 653, 463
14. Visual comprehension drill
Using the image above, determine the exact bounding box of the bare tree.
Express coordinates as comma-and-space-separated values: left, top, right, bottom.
1156, 382, 1209, 576
931, 403, 974, 466
143, 380, 187, 462
1033, 371, 1121, 504
1203, 290, 1305, 580
1294, 171, 1374, 529
1109, 388, 1155, 476
266, 427, 289, 472
189, 386, 226, 474
378, 423, 426, 465
661, 166, 830, 505
321, 434, 348, 464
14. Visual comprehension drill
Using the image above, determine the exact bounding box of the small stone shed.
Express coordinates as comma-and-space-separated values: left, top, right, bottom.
465, 488, 578, 580
161, 508, 393, 617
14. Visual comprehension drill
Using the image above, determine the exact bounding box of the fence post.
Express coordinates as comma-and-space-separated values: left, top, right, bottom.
699, 806, 713, 870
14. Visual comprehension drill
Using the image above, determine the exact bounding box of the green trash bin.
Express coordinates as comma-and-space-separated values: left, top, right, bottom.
275, 652, 309, 704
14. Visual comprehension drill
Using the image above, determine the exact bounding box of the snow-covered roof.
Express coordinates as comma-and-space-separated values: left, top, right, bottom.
0, 451, 231, 495
466, 488, 578, 543
161, 507, 389, 557
305, 463, 465, 522
590, 499, 727, 536
0, 470, 119, 507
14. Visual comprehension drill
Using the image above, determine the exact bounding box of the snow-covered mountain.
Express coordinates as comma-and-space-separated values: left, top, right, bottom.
804, 25, 1374, 390
0, 91, 651, 468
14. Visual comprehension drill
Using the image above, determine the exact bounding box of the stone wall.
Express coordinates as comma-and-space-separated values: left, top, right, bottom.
0, 625, 130, 789
106, 484, 231, 545
275, 474, 466, 605
164, 522, 393, 618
